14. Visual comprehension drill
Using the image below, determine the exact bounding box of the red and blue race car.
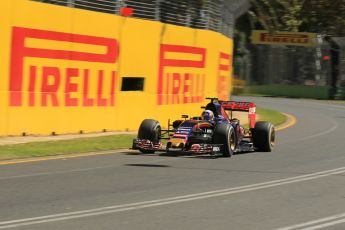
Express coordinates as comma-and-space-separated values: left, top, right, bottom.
132, 98, 275, 157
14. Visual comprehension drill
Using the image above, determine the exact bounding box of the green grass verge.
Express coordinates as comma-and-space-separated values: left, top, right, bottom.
257, 108, 287, 126
0, 135, 135, 160
0, 108, 287, 160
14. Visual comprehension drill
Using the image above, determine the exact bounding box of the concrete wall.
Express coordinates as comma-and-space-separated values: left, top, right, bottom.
0, 0, 233, 136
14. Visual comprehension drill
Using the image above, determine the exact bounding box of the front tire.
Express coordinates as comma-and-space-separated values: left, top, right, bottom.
213, 123, 236, 157
138, 119, 161, 153
252, 121, 275, 152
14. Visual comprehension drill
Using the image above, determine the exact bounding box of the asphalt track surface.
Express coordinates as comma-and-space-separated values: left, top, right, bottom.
1, 96, 345, 230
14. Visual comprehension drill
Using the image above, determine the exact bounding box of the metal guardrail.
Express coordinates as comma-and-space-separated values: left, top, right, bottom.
32, 0, 249, 38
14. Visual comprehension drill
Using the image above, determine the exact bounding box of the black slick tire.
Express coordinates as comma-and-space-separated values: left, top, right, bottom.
213, 123, 236, 157
252, 121, 275, 152
138, 119, 161, 153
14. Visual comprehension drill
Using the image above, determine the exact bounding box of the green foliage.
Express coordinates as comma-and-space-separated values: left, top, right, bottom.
256, 108, 287, 126
249, 0, 303, 32
300, 0, 345, 35
248, 0, 345, 36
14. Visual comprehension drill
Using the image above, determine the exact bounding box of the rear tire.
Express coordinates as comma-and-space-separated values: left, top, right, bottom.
252, 121, 275, 152
213, 123, 236, 157
138, 119, 161, 153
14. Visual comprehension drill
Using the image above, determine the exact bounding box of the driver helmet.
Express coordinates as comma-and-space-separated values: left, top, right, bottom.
201, 110, 214, 121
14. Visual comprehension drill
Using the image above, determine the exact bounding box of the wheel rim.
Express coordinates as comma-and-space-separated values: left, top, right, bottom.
153, 126, 161, 143
270, 128, 276, 147
227, 128, 236, 151
230, 132, 236, 151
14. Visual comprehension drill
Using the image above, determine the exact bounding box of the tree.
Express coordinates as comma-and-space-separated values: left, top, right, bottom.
249, 0, 304, 32
300, 0, 345, 36
247, 0, 345, 36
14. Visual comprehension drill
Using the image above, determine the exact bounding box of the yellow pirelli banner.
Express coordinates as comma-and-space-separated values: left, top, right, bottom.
0, 0, 233, 136
251, 30, 317, 46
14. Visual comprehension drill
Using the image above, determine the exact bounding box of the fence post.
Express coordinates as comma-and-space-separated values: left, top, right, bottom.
116, 0, 127, 15
155, 0, 162, 21
217, 0, 223, 32
67, 0, 74, 7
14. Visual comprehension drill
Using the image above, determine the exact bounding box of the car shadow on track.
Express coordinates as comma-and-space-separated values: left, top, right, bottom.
125, 163, 171, 168
125, 151, 217, 159
124, 150, 257, 159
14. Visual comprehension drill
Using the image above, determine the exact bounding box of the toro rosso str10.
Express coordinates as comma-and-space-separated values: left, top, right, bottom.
132, 98, 275, 157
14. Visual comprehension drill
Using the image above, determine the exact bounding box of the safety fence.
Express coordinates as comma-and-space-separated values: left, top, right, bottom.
233, 37, 345, 99
249, 44, 331, 87
330, 37, 345, 99
33, 0, 249, 38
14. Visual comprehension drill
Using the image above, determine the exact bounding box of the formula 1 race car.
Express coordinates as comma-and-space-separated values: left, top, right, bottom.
132, 98, 275, 157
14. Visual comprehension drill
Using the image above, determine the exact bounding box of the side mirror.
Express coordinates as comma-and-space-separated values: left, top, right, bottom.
181, 115, 189, 120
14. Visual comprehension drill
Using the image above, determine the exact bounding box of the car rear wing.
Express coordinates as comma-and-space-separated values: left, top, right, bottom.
220, 101, 257, 129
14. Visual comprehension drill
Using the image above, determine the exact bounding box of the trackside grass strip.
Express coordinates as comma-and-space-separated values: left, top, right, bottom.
256, 108, 286, 126
0, 108, 287, 160
0, 135, 135, 160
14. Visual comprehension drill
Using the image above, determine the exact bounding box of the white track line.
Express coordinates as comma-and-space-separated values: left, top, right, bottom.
1, 166, 345, 229
245, 97, 345, 112
278, 118, 339, 145
276, 212, 345, 230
